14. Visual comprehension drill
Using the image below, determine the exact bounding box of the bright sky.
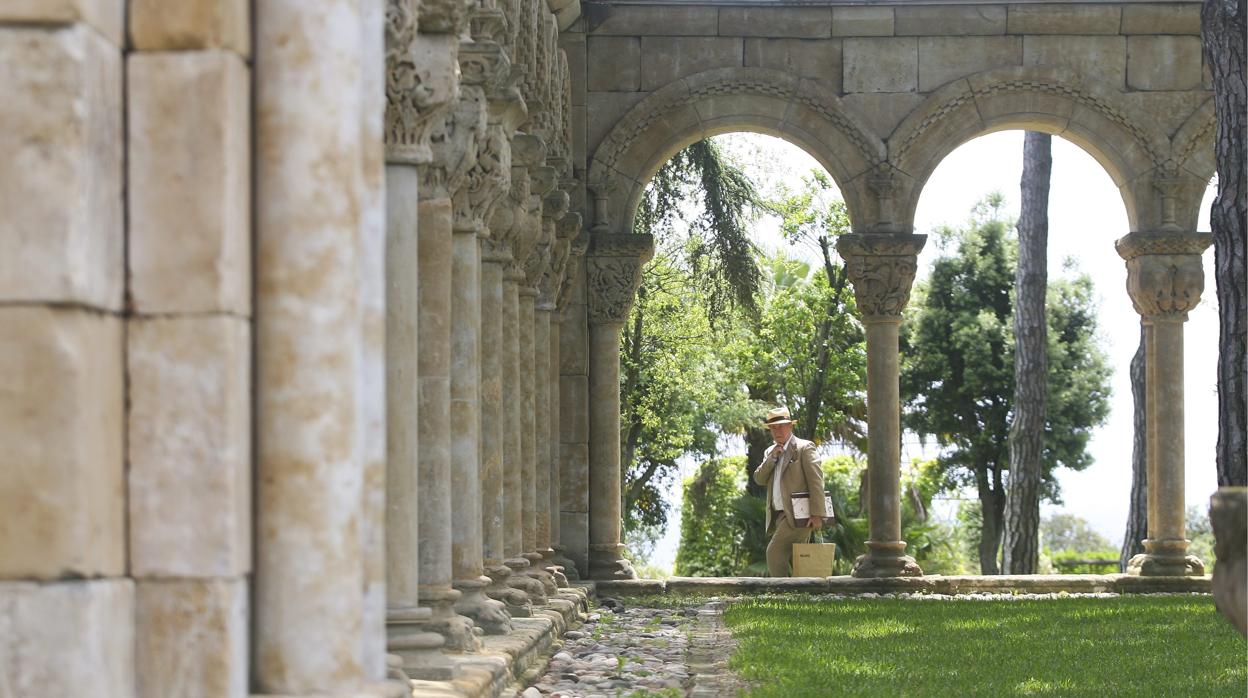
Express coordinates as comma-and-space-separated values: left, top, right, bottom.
646, 130, 1219, 570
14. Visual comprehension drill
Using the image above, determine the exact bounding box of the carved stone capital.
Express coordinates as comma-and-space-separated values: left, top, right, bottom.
453, 121, 511, 235
419, 0, 473, 34
459, 37, 509, 94
1116, 231, 1212, 320
421, 86, 487, 202
586, 234, 655, 325
385, 9, 460, 165
836, 234, 927, 320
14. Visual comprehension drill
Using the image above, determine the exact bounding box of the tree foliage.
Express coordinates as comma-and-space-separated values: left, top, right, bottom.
900, 196, 1113, 573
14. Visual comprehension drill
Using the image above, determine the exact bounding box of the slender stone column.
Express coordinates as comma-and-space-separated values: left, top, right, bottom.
550, 307, 581, 579
585, 234, 653, 579
253, 0, 375, 689
1118, 231, 1212, 576
535, 306, 552, 556
837, 234, 927, 579
382, 0, 459, 678
520, 287, 540, 555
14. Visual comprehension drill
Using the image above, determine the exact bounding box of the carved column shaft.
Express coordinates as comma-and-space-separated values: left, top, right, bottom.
585, 234, 653, 580
837, 234, 927, 579
535, 306, 553, 554
1118, 231, 1212, 576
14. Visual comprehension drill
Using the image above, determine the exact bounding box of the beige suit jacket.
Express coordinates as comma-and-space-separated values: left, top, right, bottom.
752, 436, 827, 534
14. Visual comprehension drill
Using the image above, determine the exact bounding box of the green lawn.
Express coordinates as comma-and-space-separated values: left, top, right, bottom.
723, 595, 1246, 697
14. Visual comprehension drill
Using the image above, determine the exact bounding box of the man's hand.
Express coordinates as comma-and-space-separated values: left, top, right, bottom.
806, 515, 823, 529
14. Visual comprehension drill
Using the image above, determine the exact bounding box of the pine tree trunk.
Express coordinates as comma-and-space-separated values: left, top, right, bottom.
977, 467, 1006, 575
1202, 0, 1248, 487
1121, 322, 1148, 571
744, 383, 775, 497
1003, 131, 1051, 574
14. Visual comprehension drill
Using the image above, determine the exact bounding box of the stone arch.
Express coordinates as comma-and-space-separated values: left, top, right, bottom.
889, 66, 1174, 233
587, 67, 885, 236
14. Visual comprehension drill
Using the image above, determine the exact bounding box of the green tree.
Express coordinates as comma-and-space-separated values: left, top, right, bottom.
1040, 513, 1112, 553
674, 458, 747, 577
900, 196, 1112, 574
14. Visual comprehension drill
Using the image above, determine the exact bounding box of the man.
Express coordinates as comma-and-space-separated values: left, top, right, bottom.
752, 406, 827, 577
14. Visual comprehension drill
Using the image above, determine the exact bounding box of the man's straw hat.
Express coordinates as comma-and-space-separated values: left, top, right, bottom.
763, 406, 794, 425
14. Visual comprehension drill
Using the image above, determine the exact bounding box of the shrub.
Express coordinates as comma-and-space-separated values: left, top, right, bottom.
673, 458, 745, 576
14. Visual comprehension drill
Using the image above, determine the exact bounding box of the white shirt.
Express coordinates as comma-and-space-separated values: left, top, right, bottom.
768, 438, 791, 511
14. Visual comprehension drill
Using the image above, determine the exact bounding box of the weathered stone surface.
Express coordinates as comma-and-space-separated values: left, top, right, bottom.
559, 443, 590, 512
129, 0, 249, 55
640, 36, 743, 91
0, 580, 134, 695
559, 511, 589, 575
136, 578, 248, 698
918, 36, 1021, 92
0, 307, 123, 579
895, 5, 1005, 36
591, 5, 718, 36
832, 6, 893, 37
0, 25, 122, 310
841, 92, 924, 140
588, 91, 646, 158
128, 51, 251, 315
843, 37, 916, 93
1210, 487, 1247, 637
0, 0, 123, 45
744, 38, 842, 92
562, 33, 587, 106
587, 36, 640, 92
1006, 4, 1121, 35
1023, 36, 1126, 89
1127, 36, 1204, 91
559, 374, 589, 444
719, 7, 831, 39
128, 316, 251, 578
1121, 3, 1201, 35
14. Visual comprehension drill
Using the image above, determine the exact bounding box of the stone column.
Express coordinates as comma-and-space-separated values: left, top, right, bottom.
837, 234, 927, 579
253, 0, 378, 689
0, 6, 130, 696
383, 0, 457, 679
585, 234, 653, 579
520, 285, 540, 556
414, 89, 486, 652
559, 254, 592, 574
1118, 231, 1212, 576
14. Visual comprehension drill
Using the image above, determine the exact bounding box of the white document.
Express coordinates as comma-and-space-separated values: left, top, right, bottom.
791, 492, 834, 519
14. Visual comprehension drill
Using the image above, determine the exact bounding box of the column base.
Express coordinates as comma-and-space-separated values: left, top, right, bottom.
452, 576, 512, 635
851, 540, 923, 578
551, 545, 581, 581
522, 551, 559, 594
417, 586, 483, 653
588, 544, 637, 580
538, 547, 570, 588
483, 563, 533, 616
386, 606, 456, 681
1127, 539, 1204, 576
504, 556, 548, 603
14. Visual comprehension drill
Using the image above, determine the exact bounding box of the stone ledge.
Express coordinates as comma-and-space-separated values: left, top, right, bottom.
594, 574, 1213, 597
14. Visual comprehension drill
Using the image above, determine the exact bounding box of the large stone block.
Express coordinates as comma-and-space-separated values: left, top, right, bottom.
587, 36, 640, 92
719, 7, 831, 39
640, 36, 743, 91
918, 36, 1021, 93
560, 374, 589, 444
590, 4, 718, 36
129, 51, 251, 315
129, 0, 249, 55
1121, 4, 1201, 35
588, 91, 646, 159
832, 6, 893, 37
129, 316, 251, 578
1023, 36, 1126, 89
559, 443, 590, 511
1007, 4, 1121, 35
0, 308, 123, 579
842, 92, 924, 140
0, 579, 134, 695
0, 25, 122, 310
558, 300, 588, 373
895, 5, 1005, 36
745, 38, 842, 92
0, 0, 123, 45
843, 37, 917, 93
562, 33, 587, 106
136, 578, 249, 698
1127, 36, 1204, 91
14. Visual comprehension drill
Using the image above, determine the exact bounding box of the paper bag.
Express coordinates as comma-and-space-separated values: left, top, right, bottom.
792, 542, 836, 577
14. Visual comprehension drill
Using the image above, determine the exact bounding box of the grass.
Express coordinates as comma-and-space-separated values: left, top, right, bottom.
723, 595, 1246, 697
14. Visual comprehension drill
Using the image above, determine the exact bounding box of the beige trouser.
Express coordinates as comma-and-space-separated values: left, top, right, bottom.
766, 511, 812, 577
